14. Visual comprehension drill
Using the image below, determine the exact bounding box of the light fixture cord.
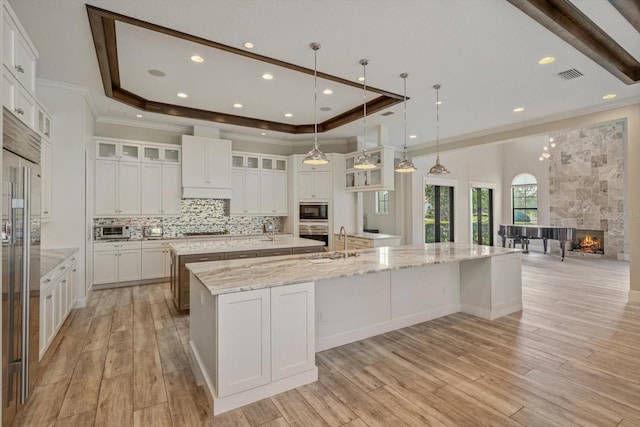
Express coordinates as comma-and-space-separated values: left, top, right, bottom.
313, 46, 318, 149
403, 75, 408, 159
435, 86, 440, 160
362, 60, 367, 155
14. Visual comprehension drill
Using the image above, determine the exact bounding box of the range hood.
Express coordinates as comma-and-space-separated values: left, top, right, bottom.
181, 135, 233, 199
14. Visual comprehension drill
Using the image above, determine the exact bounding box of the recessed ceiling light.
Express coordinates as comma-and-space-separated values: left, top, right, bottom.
244, 42, 254, 49
513, 107, 525, 112
190, 55, 204, 63
435, 101, 442, 105
323, 89, 333, 95
284, 113, 293, 118
602, 93, 617, 100
261, 132, 266, 136
538, 56, 555, 65
148, 69, 166, 77
136, 114, 143, 118
319, 107, 332, 112
233, 103, 243, 108
357, 76, 365, 82
177, 92, 188, 98
539, 156, 544, 161
262, 73, 274, 80
409, 135, 417, 139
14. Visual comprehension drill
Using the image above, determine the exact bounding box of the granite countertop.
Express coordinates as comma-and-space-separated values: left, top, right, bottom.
187, 243, 521, 296
40, 248, 78, 278
347, 232, 401, 240
170, 236, 325, 256
94, 233, 294, 243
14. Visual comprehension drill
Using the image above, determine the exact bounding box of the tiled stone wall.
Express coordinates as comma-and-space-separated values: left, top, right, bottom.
94, 199, 282, 238
549, 121, 624, 258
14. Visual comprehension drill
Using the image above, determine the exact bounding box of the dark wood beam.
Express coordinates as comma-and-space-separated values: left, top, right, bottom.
507, 0, 640, 84
608, 0, 640, 34
86, 6, 113, 97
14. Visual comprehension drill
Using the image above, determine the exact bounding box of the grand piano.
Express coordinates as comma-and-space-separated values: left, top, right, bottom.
498, 225, 576, 261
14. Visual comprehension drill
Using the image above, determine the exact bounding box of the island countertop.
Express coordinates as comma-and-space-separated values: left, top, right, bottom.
187, 243, 521, 295
170, 235, 325, 256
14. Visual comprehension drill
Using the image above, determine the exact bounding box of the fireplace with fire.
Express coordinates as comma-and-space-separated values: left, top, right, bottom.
571, 229, 604, 255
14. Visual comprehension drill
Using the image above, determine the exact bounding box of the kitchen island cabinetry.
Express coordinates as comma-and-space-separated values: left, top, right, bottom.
187, 243, 522, 414
170, 237, 324, 311
332, 232, 402, 250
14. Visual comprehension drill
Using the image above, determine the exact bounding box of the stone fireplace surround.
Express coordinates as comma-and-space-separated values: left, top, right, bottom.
549, 121, 624, 259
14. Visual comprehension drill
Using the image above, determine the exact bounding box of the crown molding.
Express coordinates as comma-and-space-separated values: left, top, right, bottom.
36, 78, 98, 118
95, 115, 191, 133
408, 97, 640, 154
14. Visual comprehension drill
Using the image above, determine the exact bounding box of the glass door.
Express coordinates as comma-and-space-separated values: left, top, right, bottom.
471, 187, 493, 245
424, 183, 454, 243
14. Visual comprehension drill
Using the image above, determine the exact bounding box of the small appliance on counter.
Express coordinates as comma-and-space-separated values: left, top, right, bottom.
94, 224, 131, 240
143, 225, 164, 239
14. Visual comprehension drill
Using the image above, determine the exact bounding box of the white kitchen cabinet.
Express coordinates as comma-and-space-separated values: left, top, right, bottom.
232, 154, 259, 169
182, 135, 232, 198
260, 171, 288, 215
96, 140, 141, 162
261, 156, 287, 172
3, 2, 38, 96
2, 68, 36, 129
41, 140, 52, 220
93, 242, 142, 285
298, 170, 330, 200
40, 251, 78, 359
141, 163, 162, 214
141, 241, 173, 280
37, 104, 51, 140
142, 144, 181, 164
231, 169, 260, 215
217, 288, 271, 397
162, 164, 182, 215
271, 282, 315, 381
344, 147, 395, 192
95, 160, 141, 216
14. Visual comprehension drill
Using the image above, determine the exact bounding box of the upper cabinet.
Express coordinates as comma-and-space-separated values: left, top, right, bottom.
182, 135, 232, 199
96, 140, 141, 162
344, 147, 395, 192
231, 152, 289, 216
3, 2, 37, 96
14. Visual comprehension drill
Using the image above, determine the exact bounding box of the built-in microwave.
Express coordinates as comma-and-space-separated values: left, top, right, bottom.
299, 202, 328, 221
94, 224, 131, 240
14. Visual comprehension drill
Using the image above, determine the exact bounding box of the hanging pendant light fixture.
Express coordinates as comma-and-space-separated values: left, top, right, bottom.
302, 42, 329, 165
395, 73, 416, 173
427, 83, 450, 175
354, 58, 376, 170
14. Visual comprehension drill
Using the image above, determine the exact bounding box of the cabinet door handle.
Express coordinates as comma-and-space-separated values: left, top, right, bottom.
71, 258, 76, 261
60, 266, 66, 270
44, 279, 51, 283
46, 295, 52, 300
14, 108, 24, 115
239, 254, 248, 258
72, 269, 77, 272
62, 280, 67, 284
198, 257, 208, 261
43, 211, 49, 214
14, 64, 24, 74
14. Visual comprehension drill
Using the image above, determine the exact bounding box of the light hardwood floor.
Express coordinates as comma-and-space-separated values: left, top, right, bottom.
14, 252, 638, 426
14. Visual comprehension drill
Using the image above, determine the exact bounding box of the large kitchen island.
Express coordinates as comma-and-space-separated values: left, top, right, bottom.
187, 243, 522, 414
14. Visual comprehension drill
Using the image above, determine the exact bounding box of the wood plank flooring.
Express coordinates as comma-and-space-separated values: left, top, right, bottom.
14, 252, 638, 426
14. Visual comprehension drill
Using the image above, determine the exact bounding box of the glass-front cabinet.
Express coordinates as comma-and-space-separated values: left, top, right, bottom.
96, 140, 141, 162
344, 146, 394, 192
232, 154, 260, 169
142, 145, 181, 163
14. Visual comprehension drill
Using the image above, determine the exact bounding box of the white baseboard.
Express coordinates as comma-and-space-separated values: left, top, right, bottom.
629, 290, 640, 303
462, 302, 523, 320
189, 340, 215, 406
618, 253, 630, 261
74, 298, 87, 309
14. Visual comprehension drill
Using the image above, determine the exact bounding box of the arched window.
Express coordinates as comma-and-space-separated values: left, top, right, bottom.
511, 173, 537, 225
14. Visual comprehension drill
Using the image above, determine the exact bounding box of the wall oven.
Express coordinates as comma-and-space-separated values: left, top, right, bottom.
299, 202, 328, 221
94, 224, 131, 240
299, 222, 329, 247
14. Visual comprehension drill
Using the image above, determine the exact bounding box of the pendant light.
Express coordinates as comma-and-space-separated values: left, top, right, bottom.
395, 73, 416, 173
302, 42, 329, 165
427, 84, 450, 175
354, 59, 375, 170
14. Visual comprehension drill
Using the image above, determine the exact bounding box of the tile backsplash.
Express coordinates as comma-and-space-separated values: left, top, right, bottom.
94, 199, 282, 238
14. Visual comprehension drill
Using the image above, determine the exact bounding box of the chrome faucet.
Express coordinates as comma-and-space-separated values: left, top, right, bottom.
338, 226, 347, 252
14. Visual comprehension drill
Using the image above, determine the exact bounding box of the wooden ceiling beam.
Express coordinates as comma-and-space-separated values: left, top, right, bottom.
507, 0, 640, 84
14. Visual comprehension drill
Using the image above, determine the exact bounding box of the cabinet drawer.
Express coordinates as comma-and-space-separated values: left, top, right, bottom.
347, 237, 374, 248
292, 246, 323, 254
224, 250, 259, 260
260, 248, 293, 257
94, 241, 142, 252
181, 253, 225, 266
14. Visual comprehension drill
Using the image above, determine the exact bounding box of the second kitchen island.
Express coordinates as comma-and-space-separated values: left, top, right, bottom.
187, 243, 522, 414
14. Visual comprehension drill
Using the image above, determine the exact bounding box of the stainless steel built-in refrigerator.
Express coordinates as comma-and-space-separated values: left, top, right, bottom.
2, 108, 41, 426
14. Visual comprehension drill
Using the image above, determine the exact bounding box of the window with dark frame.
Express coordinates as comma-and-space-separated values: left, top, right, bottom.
511, 173, 538, 225
472, 187, 493, 245
424, 184, 454, 243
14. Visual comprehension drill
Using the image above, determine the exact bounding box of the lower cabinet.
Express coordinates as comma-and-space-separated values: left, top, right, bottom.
93, 241, 142, 285
40, 252, 78, 359
141, 241, 173, 280
215, 282, 315, 397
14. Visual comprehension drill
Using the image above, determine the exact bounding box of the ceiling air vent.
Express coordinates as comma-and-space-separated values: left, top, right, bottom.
557, 68, 583, 80
381, 111, 394, 116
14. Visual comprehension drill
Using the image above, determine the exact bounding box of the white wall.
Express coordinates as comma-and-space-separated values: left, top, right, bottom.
408, 144, 504, 245
363, 190, 397, 235
37, 82, 94, 304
